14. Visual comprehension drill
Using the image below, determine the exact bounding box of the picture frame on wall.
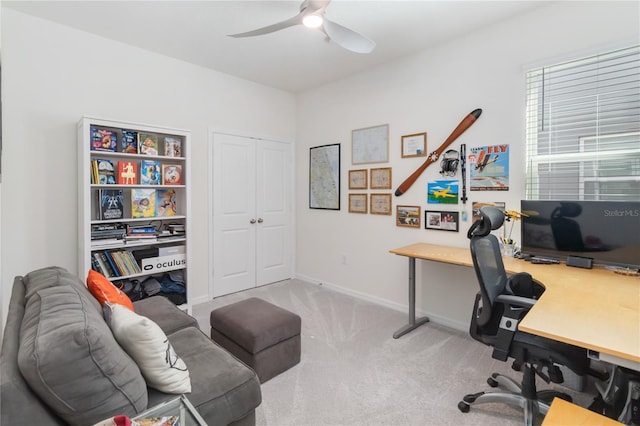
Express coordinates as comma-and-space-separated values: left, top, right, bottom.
348, 169, 368, 190
349, 194, 368, 213
401, 132, 427, 158
309, 143, 341, 210
370, 193, 392, 215
396, 205, 421, 228
370, 167, 392, 190
425, 210, 459, 232
352, 124, 389, 165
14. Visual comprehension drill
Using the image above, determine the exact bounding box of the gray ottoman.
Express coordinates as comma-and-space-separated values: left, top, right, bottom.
210, 297, 301, 383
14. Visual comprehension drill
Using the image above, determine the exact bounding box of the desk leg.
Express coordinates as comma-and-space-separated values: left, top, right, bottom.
393, 256, 429, 339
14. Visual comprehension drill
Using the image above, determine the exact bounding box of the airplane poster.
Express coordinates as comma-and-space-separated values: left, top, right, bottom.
427, 179, 459, 204
469, 145, 509, 191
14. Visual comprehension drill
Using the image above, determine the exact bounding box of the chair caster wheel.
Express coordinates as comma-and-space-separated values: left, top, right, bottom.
463, 392, 484, 404
487, 377, 499, 387
458, 401, 470, 413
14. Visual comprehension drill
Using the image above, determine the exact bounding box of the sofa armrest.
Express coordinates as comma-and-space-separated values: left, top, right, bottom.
1, 277, 66, 425
133, 295, 198, 335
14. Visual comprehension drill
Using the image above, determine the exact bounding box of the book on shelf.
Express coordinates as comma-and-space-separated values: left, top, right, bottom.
90, 160, 99, 184
117, 160, 138, 185
110, 251, 128, 276
141, 160, 161, 185
165, 223, 185, 235
138, 133, 159, 156
92, 252, 111, 277
127, 224, 157, 234
121, 130, 138, 154
114, 250, 141, 275
98, 252, 117, 278
91, 223, 126, 238
132, 188, 156, 218
103, 251, 120, 277
91, 238, 124, 248
157, 188, 177, 217
98, 189, 124, 220
96, 159, 116, 185
126, 225, 158, 241
164, 136, 182, 157
90, 127, 117, 152
162, 164, 183, 185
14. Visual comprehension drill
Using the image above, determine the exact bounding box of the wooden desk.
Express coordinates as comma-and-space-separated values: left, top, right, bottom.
390, 243, 640, 369
542, 397, 622, 426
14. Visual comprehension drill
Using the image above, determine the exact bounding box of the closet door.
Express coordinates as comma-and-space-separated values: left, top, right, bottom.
256, 140, 292, 286
211, 132, 292, 297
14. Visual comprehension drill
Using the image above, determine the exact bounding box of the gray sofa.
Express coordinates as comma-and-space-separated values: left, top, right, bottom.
1, 266, 262, 425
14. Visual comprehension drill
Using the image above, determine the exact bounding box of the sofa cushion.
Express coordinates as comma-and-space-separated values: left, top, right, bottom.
17, 285, 147, 426
1, 277, 66, 426
133, 295, 198, 335
147, 327, 262, 425
87, 269, 134, 311
22, 266, 102, 314
104, 303, 191, 394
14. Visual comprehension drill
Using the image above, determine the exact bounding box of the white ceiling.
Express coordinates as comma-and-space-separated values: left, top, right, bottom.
5, 1, 551, 93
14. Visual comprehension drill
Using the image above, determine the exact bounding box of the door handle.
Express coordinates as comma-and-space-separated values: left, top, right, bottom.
257, 218, 264, 223
250, 219, 256, 224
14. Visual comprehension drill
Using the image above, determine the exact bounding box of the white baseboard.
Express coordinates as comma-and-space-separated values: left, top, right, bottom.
189, 294, 210, 306
294, 273, 468, 333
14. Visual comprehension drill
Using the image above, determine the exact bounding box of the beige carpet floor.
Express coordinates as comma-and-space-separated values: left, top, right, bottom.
192, 279, 595, 426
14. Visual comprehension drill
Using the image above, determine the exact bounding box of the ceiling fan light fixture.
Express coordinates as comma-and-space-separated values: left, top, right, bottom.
302, 14, 323, 28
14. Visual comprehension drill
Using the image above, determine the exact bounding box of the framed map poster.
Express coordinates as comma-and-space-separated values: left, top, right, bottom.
309, 143, 341, 210
352, 124, 389, 165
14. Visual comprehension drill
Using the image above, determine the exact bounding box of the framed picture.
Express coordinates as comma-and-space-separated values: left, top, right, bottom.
401, 132, 427, 158
352, 124, 389, 165
370, 193, 392, 215
425, 210, 459, 232
349, 194, 368, 213
396, 205, 421, 228
370, 167, 392, 189
309, 143, 340, 210
348, 169, 368, 190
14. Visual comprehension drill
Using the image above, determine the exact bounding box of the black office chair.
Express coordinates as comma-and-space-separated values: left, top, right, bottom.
458, 206, 592, 425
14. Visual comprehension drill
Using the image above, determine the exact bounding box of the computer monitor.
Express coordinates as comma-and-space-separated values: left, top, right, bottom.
520, 200, 640, 269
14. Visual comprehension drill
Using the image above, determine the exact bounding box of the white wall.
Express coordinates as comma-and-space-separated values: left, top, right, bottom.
0, 9, 296, 318
295, 1, 640, 330
2, 2, 639, 334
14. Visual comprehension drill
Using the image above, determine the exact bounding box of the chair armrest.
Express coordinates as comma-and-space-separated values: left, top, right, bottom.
495, 294, 536, 309
491, 295, 536, 362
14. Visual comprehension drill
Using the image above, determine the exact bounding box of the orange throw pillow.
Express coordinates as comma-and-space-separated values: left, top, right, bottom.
86, 270, 134, 311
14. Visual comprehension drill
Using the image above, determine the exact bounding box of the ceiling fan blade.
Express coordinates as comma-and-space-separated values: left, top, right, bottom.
228, 13, 303, 38
322, 18, 375, 54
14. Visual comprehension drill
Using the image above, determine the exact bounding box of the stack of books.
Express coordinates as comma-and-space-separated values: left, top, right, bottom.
91, 224, 125, 247
91, 249, 142, 278
166, 223, 185, 235
126, 225, 158, 243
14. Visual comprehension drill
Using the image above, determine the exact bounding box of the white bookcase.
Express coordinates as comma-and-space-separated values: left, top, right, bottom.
77, 116, 191, 308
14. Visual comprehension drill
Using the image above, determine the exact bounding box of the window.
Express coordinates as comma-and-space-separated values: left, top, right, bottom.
525, 46, 640, 201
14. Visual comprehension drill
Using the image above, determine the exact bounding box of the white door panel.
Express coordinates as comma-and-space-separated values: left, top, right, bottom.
256, 140, 291, 285
212, 133, 292, 297
213, 134, 256, 297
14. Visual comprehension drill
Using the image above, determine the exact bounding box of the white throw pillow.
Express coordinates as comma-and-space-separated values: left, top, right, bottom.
104, 302, 191, 394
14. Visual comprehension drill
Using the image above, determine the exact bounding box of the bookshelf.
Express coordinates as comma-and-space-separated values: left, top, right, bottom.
78, 116, 191, 309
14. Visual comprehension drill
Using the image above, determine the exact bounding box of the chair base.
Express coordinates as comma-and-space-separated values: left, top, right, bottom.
458, 371, 572, 426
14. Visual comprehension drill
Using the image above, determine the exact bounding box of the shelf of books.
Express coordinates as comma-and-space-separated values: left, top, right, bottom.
78, 116, 191, 309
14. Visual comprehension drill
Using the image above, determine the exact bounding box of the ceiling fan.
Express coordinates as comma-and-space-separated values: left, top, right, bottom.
228, 0, 376, 54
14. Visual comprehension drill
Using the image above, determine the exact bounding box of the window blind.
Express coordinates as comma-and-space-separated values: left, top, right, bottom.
525, 45, 640, 201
